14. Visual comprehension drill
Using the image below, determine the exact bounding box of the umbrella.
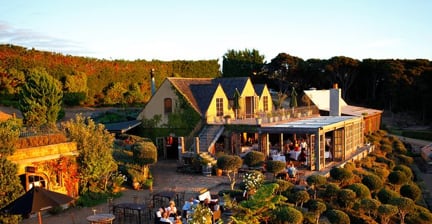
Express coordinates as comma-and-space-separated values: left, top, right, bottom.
233, 88, 241, 119
0, 187, 74, 224
290, 87, 298, 108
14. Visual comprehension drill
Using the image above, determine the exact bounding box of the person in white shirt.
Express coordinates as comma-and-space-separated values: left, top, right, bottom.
166, 200, 178, 217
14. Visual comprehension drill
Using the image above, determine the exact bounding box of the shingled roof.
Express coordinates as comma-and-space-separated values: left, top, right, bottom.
167, 77, 252, 116
167, 77, 214, 115
213, 77, 249, 99
254, 84, 266, 96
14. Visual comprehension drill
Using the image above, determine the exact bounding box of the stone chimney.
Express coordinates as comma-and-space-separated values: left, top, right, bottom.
330, 83, 341, 116
150, 68, 156, 96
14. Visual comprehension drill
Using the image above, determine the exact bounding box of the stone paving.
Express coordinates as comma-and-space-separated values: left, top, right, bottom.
21, 160, 230, 224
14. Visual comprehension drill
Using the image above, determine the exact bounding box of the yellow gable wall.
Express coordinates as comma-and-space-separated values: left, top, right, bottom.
257, 85, 273, 114
237, 79, 258, 118
205, 84, 231, 123
137, 79, 178, 125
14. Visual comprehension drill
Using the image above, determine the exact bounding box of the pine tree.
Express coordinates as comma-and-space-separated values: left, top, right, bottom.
19, 67, 63, 128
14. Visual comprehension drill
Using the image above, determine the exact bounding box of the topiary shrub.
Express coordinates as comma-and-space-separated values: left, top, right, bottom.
266, 160, 286, 178
377, 188, 399, 204
400, 183, 422, 201
362, 174, 384, 193
243, 150, 265, 167
325, 209, 350, 224
347, 183, 371, 199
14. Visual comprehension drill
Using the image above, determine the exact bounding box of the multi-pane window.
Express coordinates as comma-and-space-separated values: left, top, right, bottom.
263, 96, 269, 112
216, 98, 223, 116
164, 98, 172, 114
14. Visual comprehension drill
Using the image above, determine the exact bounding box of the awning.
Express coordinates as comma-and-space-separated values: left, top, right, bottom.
103, 120, 142, 133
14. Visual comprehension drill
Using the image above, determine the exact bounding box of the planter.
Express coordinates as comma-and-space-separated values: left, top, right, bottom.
255, 118, 262, 125
216, 168, 223, 176
132, 181, 140, 190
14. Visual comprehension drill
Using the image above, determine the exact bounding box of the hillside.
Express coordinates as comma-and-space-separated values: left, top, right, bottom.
0, 44, 220, 106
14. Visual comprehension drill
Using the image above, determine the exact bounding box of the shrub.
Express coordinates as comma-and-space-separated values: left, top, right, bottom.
330, 167, 353, 185
375, 156, 395, 169
266, 160, 286, 177
393, 164, 413, 180
377, 188, 399, 204
273, 206, 303, 224
396, 154, 414, 165
325, 209, 350, 224
243, 150, 265, 167
400, 183, 422, 201
362, 174, 383, 193
347, 183, 371, 199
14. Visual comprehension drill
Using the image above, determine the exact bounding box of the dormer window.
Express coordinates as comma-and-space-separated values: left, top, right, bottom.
164, 98, 172, 114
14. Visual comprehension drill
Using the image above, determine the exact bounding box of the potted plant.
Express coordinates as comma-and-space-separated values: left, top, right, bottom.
224, 115, 231, 124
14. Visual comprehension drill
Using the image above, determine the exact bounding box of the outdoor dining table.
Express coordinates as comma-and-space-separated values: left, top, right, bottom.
86, 213, 115, 224
113, 202, 147, 224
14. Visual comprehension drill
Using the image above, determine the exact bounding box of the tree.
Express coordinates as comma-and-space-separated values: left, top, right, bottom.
362, 174, 383, 194
393, 164, 413, 180
132, 140, 157, 181
229, 183, 287, 224
19, 67, 63, 128
347, 183, 371, 199
377, 188, 399, 204
324, 183, 340, 201
0, 67, 25, 95
62, 71, 88, 106
329, 167, 353, 186
307, 200, 327, 224
400, 183, 422, 201
243, 151, 265, 168
273, 206, 303, 224
0, 119, 24, 223
388, 170, 409, 191
306, 174, 327, 199
389, 197, 415, 224
293, 190, 310, 208
359, 198, 380, 218
217, 155, 243, 190
265, 160, 286, 180
265, 53, 306, 92
337, 189, 356, 209
61, 114, 117, 193
222, 49, 265, 78
378, 204, 398, 224
324, 56, 360, 100
103, 82, 127, 105
325, 209, 350, 224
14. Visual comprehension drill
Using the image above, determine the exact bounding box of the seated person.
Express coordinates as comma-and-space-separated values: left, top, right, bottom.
166, 200, 178, 217
160, 211, 173, 224
155, 207, 166, 224
287, 162, 297, 178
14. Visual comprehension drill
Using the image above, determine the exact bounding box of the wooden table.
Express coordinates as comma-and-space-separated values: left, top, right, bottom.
86, 213, 115, 224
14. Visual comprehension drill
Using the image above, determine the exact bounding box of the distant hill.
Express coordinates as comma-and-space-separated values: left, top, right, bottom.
0, 44, 220, 106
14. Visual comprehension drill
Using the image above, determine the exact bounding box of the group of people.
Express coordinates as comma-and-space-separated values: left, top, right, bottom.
155, 200, 182, 224
282, 138, 308, 165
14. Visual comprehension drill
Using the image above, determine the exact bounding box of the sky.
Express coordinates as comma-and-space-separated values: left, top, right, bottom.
1, 0, 431, 62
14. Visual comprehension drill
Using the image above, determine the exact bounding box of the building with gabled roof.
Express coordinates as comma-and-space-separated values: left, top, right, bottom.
137, 78, 378, 171
304, 88, 383, 134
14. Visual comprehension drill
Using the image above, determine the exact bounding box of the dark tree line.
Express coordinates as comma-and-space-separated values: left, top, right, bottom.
223, 49, 432, 124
